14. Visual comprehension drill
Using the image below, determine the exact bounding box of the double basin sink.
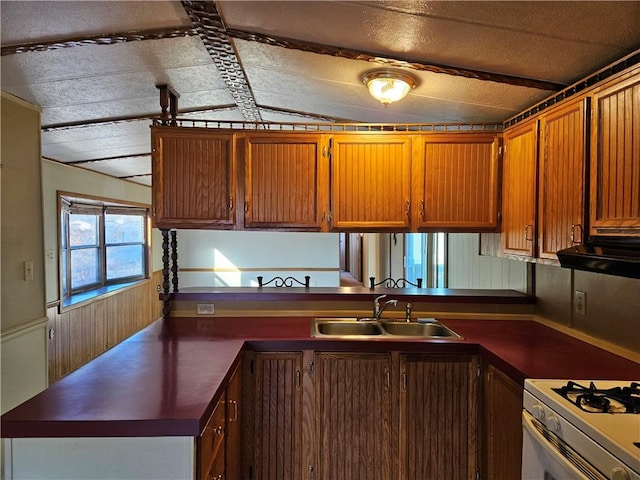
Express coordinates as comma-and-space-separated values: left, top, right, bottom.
312, 317, 462, 339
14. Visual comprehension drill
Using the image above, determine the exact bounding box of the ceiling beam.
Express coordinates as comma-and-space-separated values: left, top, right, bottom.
181, 0, 262, 122
227, 28, 566, 92
0, 27, 197, 56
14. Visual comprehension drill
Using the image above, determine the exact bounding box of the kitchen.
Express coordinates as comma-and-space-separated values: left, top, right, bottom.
2, 2, 640, 479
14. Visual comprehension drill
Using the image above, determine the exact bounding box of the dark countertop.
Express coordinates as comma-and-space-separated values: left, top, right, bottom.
2, 316, 638, 439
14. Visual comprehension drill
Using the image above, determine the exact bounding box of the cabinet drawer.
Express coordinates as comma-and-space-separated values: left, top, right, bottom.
199, 399, 226, 478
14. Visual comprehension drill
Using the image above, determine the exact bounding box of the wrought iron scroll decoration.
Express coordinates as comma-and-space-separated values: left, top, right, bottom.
257, 276, 311, 288
369, 276, 423, 289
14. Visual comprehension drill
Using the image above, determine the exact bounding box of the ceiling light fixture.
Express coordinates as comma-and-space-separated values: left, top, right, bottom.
362, 69, 417, 106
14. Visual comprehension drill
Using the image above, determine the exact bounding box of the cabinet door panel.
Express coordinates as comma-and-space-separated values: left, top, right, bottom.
331, 135, 412, 230
591, 72, 640, 236
198, 396, 226, 480
244, 135, 325, 230
539, 99, 587, 260
226, 364, 241, 480
245, 352, 302, 480
152, 126, 235, 229
315, 353, 392, 480
481, 363, 523, 480
400, 355, 478, 480
415, 133, 500, 231
502, 121, 538, 258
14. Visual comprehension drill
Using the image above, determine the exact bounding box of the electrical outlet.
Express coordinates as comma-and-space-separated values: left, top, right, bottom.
197, 303, 215, 315
575, 290, 586, 315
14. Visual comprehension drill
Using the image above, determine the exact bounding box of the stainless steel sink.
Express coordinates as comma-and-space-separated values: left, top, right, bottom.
312, 318, 462, 339
313, 318, 383, 337
379, 321, 461, 338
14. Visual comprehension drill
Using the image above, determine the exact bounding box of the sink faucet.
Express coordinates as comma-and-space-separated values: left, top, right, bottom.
373, 294, 398, 320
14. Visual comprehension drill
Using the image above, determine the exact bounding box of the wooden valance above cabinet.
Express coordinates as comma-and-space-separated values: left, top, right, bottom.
151, 125, 502, 233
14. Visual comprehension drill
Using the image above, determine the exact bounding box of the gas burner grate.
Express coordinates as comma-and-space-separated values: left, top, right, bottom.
552, 381, 640, 414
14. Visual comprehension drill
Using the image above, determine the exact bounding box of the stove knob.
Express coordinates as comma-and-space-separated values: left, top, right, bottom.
611, 467, 630, 480
532, 404, 545, 421
547, 415, 561, 433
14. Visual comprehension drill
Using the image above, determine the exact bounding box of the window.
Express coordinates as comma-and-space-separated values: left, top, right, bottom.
60, 196, 149, 302
405, 233, 447, 288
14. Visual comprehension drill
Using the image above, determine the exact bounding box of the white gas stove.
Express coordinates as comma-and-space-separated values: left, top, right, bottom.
523, 379, 640, 480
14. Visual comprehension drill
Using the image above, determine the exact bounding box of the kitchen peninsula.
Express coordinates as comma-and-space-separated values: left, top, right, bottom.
3, 295, 638, 479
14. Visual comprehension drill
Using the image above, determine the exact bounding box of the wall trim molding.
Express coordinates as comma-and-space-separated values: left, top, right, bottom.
1, 316, 49, 343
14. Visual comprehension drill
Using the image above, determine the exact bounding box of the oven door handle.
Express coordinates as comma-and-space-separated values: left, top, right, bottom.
522, 411, 607, 480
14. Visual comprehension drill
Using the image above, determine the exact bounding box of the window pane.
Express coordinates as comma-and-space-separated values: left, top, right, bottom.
69, 214, 98, 247
105, 214, 143, 244
71, 248, 100, 289
106, 245, 143, 280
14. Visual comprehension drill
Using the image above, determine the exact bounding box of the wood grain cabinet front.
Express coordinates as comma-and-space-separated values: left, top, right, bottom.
413, 133, 500, 232
198, 396, 226, 480
242, 134, 328, 231
399, 354, 479, 480
151, 126, 236, 229
314, 352, 392, 480
481, 362, 523, 480
538, 98, 587, 261
589, 70, 640, 237
330, 135, 413, 231
501, 120, 539, 259
241, 351, 304, 480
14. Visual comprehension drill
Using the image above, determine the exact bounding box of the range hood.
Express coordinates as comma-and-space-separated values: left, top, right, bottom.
557, 237, 640, 279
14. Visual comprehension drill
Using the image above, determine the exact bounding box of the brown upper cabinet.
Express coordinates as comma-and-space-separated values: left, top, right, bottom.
538, 98, 588, 260
501, 119, 539, 259
329, 134, 413, 231
590, 70, 640, 237
241, 134, 328, 231
151, 126, 236, 229
413, 133, 500, 232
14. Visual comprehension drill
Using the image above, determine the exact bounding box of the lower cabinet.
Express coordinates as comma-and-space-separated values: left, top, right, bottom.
315, 353, 392, 480
399, 354, 479, 480
198, 362, 242, 480
241, 351, 305, 480
481, 362, 524, 480
243, 351, 480, 480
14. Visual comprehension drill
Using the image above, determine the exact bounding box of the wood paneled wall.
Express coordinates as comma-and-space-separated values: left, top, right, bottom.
47, 270, 164, 384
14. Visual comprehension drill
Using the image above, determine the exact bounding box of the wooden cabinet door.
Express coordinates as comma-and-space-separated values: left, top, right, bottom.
198, 395, 226, 480
242, 352, 303, 480
538, 99, 587, 261
226, 363, 241, 480
590, 71, 640, 236
414, 133, 500, 231
481, 362, 523, 480
502, 120, 538, 258
151, 126, 236, 229
243, 134, 327, 230
315, 353, 392, 480
399, 354, 478, 480
330, 135, 412, 231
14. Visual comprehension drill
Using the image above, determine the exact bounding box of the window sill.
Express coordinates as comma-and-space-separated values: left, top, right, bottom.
60, 280, 144, 312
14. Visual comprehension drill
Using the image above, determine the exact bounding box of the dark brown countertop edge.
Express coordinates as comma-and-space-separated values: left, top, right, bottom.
166, 287, 536, 304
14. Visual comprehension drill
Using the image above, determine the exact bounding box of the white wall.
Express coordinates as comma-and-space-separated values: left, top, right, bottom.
175, 229, 341, 287
447, 233, 527, 291
1, 92, 48, 414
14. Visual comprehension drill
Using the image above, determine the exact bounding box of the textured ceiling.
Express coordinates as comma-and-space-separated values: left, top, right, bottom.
2, 1, 639, 186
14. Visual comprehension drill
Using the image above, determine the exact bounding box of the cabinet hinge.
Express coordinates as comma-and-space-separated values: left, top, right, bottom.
476, 468, 481, 480
498, 145, 503, 157
477, 363, 481, 378
309, 465, 315, 478
309, 360, 315, 374
250, 359, 254, 375
296, 369, 301, 388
